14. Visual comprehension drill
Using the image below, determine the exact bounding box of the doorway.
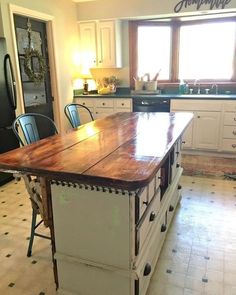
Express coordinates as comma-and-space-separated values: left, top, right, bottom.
13, 15, 55, 137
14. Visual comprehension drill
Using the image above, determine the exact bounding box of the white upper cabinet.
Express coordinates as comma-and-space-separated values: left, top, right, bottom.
79, 20, 122, 68
79, 22, 97, 68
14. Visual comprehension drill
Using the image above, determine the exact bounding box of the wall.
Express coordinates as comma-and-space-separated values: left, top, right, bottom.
76, 0, 236, 20
75, 0, 236, 88
0, 0, 79, 131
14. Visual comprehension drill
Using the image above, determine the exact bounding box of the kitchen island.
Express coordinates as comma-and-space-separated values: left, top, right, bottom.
0, 112, 192, 295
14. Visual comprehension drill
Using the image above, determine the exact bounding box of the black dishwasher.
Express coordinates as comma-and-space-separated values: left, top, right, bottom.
133, 97, 170, 112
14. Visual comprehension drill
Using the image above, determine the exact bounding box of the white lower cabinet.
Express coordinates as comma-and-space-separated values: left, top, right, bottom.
51, 139, 182, 295
74, 97, 132, 123
194, 111, 221, 150
171, 100, 221, 151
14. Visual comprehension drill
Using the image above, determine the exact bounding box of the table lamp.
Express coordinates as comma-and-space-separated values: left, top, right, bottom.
79, 68, 93, 95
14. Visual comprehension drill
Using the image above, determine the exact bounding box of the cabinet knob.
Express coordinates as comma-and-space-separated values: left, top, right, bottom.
234, 118, 236, 121
197, 115, 200, 118
122, 103, 124, 106
143, 263, 152, 276
161, 224, 167, 232
169, 205, 174, 212
102, 103, 105, 106
178, 184, 182, 190
232, 144, 236, 148
83, 102, 85, 105
176, 163, 180, 168
182, 141, 186, 144
176, 151, 179, 155
233, 131, 236, 136
99, 60, 102, 63
143, 201, 148, 206
149, 211, 156, 222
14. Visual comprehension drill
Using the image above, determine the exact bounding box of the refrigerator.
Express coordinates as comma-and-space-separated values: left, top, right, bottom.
0, 37, 19, 185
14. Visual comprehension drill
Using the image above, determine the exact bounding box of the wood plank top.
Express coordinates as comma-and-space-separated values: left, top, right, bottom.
0, 112, 193, 190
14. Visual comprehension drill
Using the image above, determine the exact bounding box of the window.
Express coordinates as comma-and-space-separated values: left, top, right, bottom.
129, 17, 236, 87
137, 26, 171, 80
179, 21, 236, 80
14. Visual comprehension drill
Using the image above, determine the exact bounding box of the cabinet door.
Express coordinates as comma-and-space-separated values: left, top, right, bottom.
171, 110, 193, 149
79, 22, 97, 68
194, 111, 221, 150
97, 20, 121, 68
182, 117, 194, 149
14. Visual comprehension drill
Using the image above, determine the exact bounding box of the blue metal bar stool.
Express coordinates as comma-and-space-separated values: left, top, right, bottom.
64, 103, 94, 128
12, 112, 58, 256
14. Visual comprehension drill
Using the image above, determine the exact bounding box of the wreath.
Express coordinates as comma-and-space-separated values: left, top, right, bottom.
24, 48, 47, 84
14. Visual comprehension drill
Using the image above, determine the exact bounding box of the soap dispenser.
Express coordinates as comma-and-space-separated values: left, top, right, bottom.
179, 80, 185, 94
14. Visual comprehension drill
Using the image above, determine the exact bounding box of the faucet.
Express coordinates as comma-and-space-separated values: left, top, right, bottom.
211, 84, 218, 95
194, 79, 201, 94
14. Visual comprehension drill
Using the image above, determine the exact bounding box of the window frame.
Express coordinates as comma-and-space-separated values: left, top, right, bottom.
129, 17, 236, 89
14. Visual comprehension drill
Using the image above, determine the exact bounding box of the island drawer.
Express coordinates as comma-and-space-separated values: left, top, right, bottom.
137, 172, 161, 221
136, 190, 160, 254
136, 211, 167, 295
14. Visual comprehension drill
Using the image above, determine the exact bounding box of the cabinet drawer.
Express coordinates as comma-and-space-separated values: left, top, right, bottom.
138, 187, 148, 218
224, 113, 236, 126
137, 212, 167, 295
78, 98, 94, 108
137, 190, 160, 254
221, 139, 236, 152
96, 99, 114, 108
56, 255, 132, 295
223, 126, 236, 139
115, 99, 132, 109
224, 102, 236, 112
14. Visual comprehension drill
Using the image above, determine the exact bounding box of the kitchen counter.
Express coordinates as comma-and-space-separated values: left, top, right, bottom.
0, 112, 192, 189
0, 112, 193, 295
74, 93, 236, 100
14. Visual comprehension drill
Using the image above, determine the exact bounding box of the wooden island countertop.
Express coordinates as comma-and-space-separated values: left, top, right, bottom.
0, 112, 192, 190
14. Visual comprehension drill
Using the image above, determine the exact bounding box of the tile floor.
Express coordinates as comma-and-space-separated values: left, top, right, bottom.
1, 175, 236, 295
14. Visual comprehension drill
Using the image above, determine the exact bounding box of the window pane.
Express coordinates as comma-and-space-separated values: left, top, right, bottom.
137, 26, 171, 80
179, 22, 236, 80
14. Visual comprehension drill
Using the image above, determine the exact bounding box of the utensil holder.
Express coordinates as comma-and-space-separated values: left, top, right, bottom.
145, 81, 157, 91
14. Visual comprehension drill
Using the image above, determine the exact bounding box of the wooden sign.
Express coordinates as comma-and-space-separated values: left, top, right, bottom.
174, 0, 232, 13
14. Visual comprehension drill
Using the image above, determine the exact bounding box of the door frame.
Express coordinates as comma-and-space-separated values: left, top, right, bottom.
8, 4, 61, 131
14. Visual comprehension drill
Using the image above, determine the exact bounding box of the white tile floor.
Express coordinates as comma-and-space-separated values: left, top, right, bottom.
1, 175, 236, 295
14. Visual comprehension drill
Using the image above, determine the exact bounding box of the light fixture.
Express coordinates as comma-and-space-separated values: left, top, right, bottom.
79, 67, 93, 95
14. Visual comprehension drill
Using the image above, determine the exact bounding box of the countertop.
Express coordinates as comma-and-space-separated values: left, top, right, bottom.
0, 112, 193, 190
74, 93, 236, 100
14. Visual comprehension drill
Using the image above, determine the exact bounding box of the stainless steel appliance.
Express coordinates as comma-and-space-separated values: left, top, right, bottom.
133, 97, 170, 112
0, 37, 19, 185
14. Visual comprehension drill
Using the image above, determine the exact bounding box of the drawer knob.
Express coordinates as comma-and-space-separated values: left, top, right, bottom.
178, 184, 182, 190
182, 141, 186, 144
234, 118, 236, 121
149, 211, 156, 222
176, 163, 180, 168
232, 144, 236, 148
169, 205, 174, 212
102, 103, 105, 105
143, 263, 152, 276
83, 102, 85, 105
161, 224, 167, 232
233, 131, 236, 136
197, 115, 201, 118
